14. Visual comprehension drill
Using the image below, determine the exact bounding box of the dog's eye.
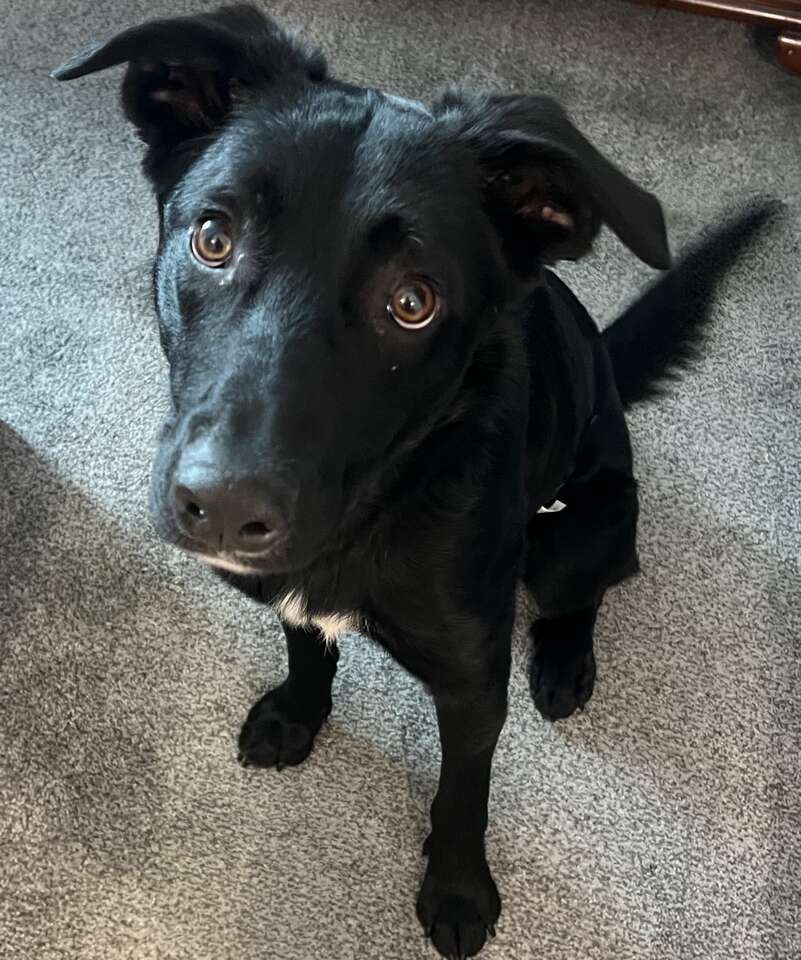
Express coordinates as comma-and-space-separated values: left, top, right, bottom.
191, 217, 234, 267
388, 280, 439, 329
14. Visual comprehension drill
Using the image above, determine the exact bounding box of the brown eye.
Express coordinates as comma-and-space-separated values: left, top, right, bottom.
388, 279, 439, 329
191, 216, 234, 267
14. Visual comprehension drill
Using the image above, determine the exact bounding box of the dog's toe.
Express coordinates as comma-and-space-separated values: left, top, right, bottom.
417, 856, 500, 959
238, 681, 330, 769
424, 896, 493, 959
530, 648, 596, 721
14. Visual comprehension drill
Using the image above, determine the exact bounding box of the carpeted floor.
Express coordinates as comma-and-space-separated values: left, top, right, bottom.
1, 2, 799, 958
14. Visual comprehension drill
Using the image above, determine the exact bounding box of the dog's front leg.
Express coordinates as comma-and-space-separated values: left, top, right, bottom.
417, 663, 509, 959
238, 622, 338, 769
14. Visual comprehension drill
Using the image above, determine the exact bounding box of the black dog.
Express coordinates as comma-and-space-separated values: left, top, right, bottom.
53, 6, 772, 957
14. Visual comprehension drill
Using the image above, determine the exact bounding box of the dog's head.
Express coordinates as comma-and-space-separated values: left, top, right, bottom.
54, 4, 670, 576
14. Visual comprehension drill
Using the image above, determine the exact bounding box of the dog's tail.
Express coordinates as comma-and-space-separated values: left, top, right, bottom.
604, 199, 781, 408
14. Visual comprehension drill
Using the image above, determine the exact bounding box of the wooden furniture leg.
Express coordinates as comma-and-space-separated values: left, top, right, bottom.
777, 31, 801, 73
628, 1, 801, 75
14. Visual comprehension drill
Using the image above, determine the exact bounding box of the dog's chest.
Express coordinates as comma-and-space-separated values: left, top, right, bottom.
272, 589, 361, 645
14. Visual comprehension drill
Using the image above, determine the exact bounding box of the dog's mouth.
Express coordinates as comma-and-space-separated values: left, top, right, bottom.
192, 548, 277, 576
175, 535, 294, 577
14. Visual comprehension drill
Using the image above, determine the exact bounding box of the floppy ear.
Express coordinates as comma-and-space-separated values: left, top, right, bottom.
435, 91, 671, 272
52, 4, 325, 154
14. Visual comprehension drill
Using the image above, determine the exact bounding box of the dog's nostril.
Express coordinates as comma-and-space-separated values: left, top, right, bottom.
185, 501, 207, 521
239, 520, 272, 542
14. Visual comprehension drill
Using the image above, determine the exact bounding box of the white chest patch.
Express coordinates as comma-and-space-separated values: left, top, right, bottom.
273, 589, 359, 646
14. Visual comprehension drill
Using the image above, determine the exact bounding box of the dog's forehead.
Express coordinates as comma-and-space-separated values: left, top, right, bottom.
178, 86, 468, 215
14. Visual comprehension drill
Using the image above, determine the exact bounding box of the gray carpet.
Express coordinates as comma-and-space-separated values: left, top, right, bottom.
2, 1, 799, 957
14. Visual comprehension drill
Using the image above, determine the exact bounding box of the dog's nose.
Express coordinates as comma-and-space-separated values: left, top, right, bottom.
173, 445, 290, 556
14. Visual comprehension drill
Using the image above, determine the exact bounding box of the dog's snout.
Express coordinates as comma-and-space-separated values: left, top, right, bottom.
175, 483, 279, 550
173, 441, 292, 557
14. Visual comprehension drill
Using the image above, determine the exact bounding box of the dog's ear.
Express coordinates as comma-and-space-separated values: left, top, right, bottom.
52, 4, 326, 150
436, 91, 671, 272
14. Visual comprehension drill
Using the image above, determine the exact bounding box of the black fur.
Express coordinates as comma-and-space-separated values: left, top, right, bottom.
606, 201, 780, 407
53, 8, 775, 958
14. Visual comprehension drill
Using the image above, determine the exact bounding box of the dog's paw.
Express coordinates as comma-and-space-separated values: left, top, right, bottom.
530, 646, 596, 721
417, 853, 500, 959
238, 680, 331, 769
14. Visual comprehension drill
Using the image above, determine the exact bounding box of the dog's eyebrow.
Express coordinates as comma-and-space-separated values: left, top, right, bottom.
365, 214, 422, 255
171, 185, 242, 224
